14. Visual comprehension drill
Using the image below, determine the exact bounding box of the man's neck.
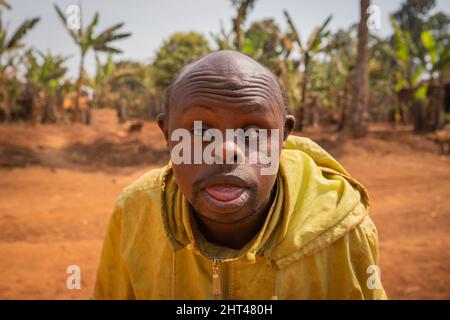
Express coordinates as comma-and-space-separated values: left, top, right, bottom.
192, 184, 277, 250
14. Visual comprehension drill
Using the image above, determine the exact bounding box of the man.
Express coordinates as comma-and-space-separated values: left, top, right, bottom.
93, 50, 387, 299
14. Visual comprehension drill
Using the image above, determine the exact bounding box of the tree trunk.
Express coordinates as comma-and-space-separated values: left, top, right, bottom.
233, 0, 253, 51
118, 99, 127, 123
234, 15, 244, 51
346, 0, 370, 138
338, 71, 352, 131
433, 76, 445, 131
74, 52, 85, 123
43, 93, 58, 123
296, 55, 309, 131
412, 100, 426, 132
279, 58, 295, 118
0, 74, 11, 122
31, 88, 41, 125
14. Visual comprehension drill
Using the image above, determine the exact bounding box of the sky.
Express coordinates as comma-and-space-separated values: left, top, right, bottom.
3, 0, 450, 78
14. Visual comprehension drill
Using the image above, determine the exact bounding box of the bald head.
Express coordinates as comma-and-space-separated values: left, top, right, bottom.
165, 50, 288, 120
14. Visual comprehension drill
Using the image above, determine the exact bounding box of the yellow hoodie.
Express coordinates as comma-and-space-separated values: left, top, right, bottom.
93, 135, 387, 300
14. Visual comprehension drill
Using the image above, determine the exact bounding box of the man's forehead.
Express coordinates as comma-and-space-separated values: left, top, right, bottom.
174, 50, 275, 84
169, 51, 285, 115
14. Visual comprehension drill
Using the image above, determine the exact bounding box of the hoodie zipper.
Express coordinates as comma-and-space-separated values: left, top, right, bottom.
212, 259, 229, 299
212, 259, 221, 297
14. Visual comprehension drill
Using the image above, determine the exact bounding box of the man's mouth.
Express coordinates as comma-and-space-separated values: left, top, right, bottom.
198, 174, 252, 213
204, 184, 246, 202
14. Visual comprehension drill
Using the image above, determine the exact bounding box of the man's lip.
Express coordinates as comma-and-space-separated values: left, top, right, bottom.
199, 174, 251, 190
198, 174, 252, 212
201, 188, 250, 213
204, 185, 246, 202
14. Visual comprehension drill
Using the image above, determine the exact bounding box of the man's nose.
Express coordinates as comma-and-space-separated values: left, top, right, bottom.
215, 138, 245, 164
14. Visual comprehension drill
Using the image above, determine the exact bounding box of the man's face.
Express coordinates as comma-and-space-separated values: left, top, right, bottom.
158, 51, 294, 224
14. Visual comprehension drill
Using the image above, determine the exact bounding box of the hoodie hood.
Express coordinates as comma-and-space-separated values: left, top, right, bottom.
160, 135, 370, 269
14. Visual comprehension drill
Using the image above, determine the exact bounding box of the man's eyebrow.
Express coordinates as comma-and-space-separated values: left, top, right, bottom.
239, 104, 266, 115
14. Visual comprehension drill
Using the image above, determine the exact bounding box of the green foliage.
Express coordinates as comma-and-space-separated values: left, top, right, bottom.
152, 32, 210, 88
24, 49, 68, 93
242, 19, 283, 73
0, 13, 40, 57
420, 29, 450, 75
284, 10, 332, 55
414, 84, 428, 100
1, 0, 448, 128
392, 0, 449, 60
391, 17, 413, 62
54, 5, 131, 56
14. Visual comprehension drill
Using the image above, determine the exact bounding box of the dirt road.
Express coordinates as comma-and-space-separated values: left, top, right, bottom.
0, 110, 449, 299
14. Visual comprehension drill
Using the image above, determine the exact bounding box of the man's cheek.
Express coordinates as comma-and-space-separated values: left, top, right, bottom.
172, 164, 195, 194
255, 131, 281, 176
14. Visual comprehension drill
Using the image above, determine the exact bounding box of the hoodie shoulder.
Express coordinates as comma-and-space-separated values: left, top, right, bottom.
118, 166, 167, 201
274, 135, 373, 269
284, 135, 350, 176
113, 166, 167, 231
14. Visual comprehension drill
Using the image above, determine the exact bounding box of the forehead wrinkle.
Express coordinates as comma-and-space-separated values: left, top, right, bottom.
177, 70, 280, 90
176, 83, 279, 103
171, 73, 284, 114
178, 95, 278, 119
178, 96, 275, 119
172, 87, 279, 118
174, 79, 280, 100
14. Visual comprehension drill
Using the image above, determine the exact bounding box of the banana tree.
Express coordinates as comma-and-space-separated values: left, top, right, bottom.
88, 54, 138, 111
23, 50, 69, 124
54, 4, 131, 123
0, 5, 39, 121
420, 30, 450, 129
328, 29, 357, 130
389, 17, 430, 131
391, 18, 450, 131
284, 10, 332, 131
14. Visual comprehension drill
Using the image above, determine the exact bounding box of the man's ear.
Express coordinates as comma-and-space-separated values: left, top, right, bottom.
156, 113, 169, 146
282, 115, 295, 148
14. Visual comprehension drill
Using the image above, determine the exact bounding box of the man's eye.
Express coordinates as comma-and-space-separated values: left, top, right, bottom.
242, 127, 262, 139
203, 130, 214, 140
246, 129, 260, 139
192, 128, 203, 136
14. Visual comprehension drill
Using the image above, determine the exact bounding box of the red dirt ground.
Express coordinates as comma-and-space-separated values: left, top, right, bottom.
0, 109, 449, 299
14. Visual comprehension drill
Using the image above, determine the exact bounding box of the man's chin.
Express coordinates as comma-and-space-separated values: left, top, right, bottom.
191, 202, 258, 225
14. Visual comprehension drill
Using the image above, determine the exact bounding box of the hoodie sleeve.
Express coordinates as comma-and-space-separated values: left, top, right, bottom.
92, 196, 136, 299
328, 215, 388, 300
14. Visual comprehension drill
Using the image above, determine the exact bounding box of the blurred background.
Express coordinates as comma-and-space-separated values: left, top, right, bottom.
0, 0, 449, 299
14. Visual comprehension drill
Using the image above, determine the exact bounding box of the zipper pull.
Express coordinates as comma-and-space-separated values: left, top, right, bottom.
212, 259, 222, 296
